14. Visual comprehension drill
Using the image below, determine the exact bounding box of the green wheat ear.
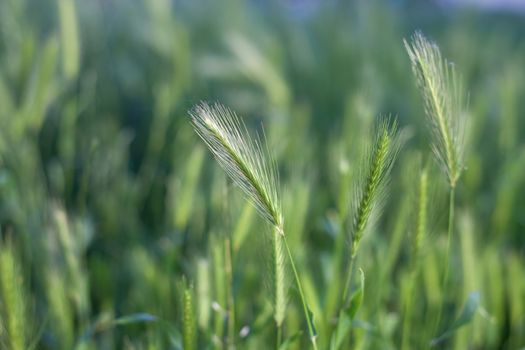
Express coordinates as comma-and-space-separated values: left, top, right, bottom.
189, 102, 282, 229
342, 117, 402, 306
404, 32, 466, 188
350, 117, 402, 258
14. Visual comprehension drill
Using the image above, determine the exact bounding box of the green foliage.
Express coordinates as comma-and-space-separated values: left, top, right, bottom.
330, 269, 365, 350
0, 1, 524, 349
431, 291, 481, 346
347, 269, 365, 320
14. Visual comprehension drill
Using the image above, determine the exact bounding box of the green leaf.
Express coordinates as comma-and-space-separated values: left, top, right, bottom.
307, 307, 317, 338
113, 313, 157, 326
431, 291, 480, 346
279, 331, 303, 350
329, 269, 365, 350
76, 312, 158, 347
330, 312, 351, 350
347, 268, 365, 319
351, 319, 377, 334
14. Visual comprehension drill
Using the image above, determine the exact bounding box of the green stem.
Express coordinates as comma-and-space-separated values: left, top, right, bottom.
401, 271, 416, 350
282, 234, 318, 350
225, 238, 236, 350
432, 186, 455, 340
443, 186, 455, 290
342, 255, 356, 306
273, 226, 286, 348
276, 325, 282, 350
326, 220, 347, 318
335, 253, 357, 349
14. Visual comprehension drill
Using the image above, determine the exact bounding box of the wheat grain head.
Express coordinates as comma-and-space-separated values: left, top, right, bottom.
350, 117, 402, 257
189, 102, 282, 230
404, 32, 466, 188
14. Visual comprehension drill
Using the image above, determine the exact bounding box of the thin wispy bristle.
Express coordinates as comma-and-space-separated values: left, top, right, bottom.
350, 117, 401, 257
404, 32, 466, 188
189, 102, 282, 229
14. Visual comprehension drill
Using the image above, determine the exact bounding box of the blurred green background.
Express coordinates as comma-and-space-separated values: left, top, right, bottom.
0, 0, 524, 349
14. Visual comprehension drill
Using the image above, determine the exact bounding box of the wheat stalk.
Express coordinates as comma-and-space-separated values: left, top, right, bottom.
404, 31, 468, 340
190, 102, 317, 349
350, 118, 401, 258
336, 118, 402, 350
272, 225, 287, 335
342, 117, 402, 304
402, 164, 429, 350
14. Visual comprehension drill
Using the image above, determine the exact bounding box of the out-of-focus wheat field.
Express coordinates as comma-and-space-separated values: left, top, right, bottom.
0, 0, 524, 349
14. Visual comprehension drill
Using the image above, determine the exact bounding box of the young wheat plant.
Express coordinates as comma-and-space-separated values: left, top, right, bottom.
404, 31, 467, 336
342, 118, 402, 305
190, 102, 318, 349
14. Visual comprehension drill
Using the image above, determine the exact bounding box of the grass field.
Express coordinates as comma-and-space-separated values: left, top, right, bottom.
0, 0, 524, 349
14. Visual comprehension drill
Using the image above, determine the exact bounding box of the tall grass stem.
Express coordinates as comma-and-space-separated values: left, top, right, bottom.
444, 186, 455, 289
342, 256, 356, 305
273, 226, 286, 346
402, 167, 428, 349
433, 186, 455, 339
283, 234, 318, 350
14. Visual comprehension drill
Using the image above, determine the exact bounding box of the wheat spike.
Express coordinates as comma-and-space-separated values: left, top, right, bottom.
190, 102, 282, 230
350, 118, 401, 257
404, 32, 466, 188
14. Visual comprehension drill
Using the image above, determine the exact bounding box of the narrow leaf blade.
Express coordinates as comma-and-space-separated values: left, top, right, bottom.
431, 291, 480, 346
347, 268, 365, 319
